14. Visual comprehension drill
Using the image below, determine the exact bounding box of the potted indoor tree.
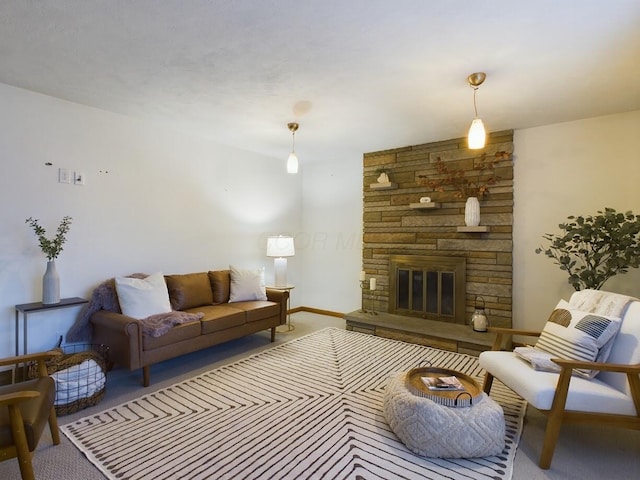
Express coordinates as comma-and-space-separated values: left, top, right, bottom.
535, 208, 640, 290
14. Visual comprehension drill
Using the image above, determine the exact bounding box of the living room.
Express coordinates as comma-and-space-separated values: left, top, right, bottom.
0, 2, 639, 479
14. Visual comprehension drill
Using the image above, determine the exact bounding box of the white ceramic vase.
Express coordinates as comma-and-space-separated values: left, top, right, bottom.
464, 197, 481, 227
377, 172, 389, 183
43, 260, 60, 304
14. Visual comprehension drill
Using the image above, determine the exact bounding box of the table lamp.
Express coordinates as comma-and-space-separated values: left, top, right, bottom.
266, 235, 295, 287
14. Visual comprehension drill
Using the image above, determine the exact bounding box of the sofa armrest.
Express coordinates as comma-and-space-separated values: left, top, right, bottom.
266, 288, 289, 325
90, 311, 143, 370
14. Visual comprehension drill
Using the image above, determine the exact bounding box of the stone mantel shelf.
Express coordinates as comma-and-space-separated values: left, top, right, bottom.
409, 202, 441, 209
370, 182, 398, 190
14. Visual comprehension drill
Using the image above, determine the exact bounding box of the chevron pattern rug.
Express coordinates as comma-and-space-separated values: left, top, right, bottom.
62, 328, 526, 480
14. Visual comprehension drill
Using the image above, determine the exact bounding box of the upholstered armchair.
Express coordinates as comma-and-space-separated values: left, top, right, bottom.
0, 350, 61, 480
479, 290, 640, 469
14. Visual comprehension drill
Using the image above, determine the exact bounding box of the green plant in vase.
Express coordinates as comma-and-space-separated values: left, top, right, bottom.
25, 216, 73, 304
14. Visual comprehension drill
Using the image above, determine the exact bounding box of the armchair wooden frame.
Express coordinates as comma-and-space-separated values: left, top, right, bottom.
482, 327, 640, 469
0, 351, 62, 480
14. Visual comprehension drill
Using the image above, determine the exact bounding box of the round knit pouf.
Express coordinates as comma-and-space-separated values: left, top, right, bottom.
383, 372, 505, 458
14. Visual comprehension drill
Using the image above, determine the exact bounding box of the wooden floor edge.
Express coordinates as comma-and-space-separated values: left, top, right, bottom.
290, 306, 345, 318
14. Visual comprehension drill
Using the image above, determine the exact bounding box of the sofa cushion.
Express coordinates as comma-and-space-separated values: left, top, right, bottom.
229, 265, 267, 302
208, 270, 230, 304
229, 301, 279, 323
192, 305, 246, 334
142, 320, 201, 350
165, 272, 213, 310
115, 272, 172, 319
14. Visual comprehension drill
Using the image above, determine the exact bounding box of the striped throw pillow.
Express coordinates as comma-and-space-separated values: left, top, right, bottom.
534, 299, 622, 378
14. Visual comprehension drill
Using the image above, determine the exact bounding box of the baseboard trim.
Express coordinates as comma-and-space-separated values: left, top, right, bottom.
290, 306, 345, 318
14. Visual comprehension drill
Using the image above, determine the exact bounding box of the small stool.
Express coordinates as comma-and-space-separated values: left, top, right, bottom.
383, 371, 505, 458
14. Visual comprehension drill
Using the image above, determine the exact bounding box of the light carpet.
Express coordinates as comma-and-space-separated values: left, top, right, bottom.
62, 328, 526, 480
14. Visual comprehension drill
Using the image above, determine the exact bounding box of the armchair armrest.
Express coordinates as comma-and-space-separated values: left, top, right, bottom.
551, 358, 640, 375
0, 390, 40, 407
0, 350, 61, 368
487, 326, 541, 351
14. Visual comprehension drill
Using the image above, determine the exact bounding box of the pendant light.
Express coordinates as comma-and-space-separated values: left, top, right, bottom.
467, 72, 487, 150
286, 122, 299, 174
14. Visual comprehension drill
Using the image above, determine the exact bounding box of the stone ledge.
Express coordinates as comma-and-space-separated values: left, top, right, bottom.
344, 310, 497, 356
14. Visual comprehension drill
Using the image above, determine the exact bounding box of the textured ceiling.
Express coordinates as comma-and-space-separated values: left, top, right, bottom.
1, 1, 639, 163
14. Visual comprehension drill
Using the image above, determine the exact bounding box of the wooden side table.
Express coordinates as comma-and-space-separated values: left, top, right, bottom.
15, 297, 88, 356
267, 285, 295, 332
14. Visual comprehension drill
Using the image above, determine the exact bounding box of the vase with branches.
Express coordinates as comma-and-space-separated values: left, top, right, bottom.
535, 208, 640, 290
417, 151, 507, 199
25, 216, 73, 304
25, 216, 73, 260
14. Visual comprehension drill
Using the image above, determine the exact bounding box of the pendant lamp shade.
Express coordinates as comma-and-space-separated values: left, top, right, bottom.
468, 118, 486, 149
287, 122, 299, 174
287, 152, 299, 174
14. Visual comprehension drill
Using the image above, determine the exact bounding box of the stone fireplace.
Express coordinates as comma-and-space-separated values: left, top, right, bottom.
345, 131, 514, 354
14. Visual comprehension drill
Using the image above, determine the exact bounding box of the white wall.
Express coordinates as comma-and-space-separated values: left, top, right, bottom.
513, 110, 640, 330
298, 154, 363, 312
0, 83, 302, 358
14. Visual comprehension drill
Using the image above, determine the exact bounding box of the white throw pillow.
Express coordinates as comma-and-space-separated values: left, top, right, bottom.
115, 272, 172, 319
534, 299, 622, 378
228, 265, 267, 302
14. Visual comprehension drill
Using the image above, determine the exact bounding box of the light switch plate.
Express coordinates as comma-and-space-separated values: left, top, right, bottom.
58, 168, 70, 184
74, 171, 85, 185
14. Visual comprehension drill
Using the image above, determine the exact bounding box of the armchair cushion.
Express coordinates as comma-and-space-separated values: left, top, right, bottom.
478, 351, 635, 415
534, 300, 621, 378
0, 377, 56, 450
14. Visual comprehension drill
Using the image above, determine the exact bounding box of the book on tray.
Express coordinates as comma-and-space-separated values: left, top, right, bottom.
421, 375, 465, 391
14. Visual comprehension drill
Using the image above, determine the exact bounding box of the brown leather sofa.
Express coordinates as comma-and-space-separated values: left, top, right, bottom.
90, 270, 288, 386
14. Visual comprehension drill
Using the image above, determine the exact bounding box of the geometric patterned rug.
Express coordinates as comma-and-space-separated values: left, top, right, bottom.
61, 328, 526, 480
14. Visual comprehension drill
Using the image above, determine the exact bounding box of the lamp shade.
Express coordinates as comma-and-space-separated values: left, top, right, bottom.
287, 152, 299, 174
468, 118, 486, 149
266, 236, 295, 257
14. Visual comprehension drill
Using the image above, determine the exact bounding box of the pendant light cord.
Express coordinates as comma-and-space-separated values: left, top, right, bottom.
473, 87, 479, 118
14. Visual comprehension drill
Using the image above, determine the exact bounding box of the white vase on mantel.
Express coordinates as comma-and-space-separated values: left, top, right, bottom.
42, 260, 61, 305
464, 197, 481, 227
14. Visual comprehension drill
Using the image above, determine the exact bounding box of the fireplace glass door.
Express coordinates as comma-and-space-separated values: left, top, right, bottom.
390, 255, 466, 323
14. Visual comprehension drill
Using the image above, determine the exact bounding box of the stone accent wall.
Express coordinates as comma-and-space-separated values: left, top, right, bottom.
362, 131, 514, 328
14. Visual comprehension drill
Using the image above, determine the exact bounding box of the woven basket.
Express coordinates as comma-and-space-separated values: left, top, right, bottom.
32, 344, 109, 416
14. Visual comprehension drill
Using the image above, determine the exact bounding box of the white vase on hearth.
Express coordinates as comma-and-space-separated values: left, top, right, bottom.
464, 197, 481, 227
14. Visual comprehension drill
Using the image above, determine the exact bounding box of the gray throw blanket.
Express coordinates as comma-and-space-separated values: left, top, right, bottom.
67, 274, 203, 342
